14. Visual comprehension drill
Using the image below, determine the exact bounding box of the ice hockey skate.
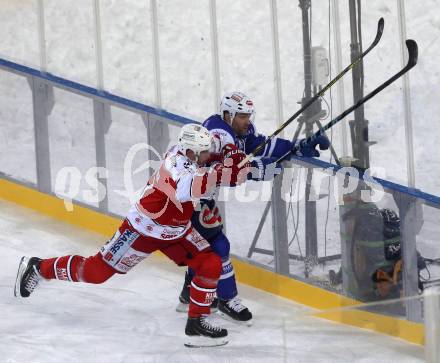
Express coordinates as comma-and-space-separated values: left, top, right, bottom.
184, 315, 228, 348
218, 297, 253, 326
14, 256, 43, 298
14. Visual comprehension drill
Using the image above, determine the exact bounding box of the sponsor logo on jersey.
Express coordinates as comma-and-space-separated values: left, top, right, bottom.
119, 254, 145, 270
56, 268, 69, 281
205, 292, 216, 304
162, 228, 180, 236
187, 231, 210, 251
246, 100, 253, 106
222, 261, 233, 274
109, 229, 139, 255
171, 218, 188, 225
104, 252, 113, 261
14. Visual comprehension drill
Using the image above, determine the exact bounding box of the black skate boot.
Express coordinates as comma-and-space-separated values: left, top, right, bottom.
14, 257, 43, 298
176, 272, 218, 313
218, 297, 253, 326
184, 315, 228, 348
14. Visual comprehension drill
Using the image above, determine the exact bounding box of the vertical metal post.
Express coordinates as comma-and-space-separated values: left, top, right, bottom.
209, 0, 221, 113
92, 0, 108, 211
93, 101, 111, 211
397, 0, 416, 188
32, 77, 52, 193
271, 170, 290, 275
331, 0, 348, 156
37, 0, 47, 72
150, 0, 162, 108
300, 0, 312, 102
348, 0, 370, 170
208, 0, 227, 232
269, 0, 284, 125
268, 0, 287, 269
299, 0, 318, 265
93, 0, 105, 91
395, 191, 423, 322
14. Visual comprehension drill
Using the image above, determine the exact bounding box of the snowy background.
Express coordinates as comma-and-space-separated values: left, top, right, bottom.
1, 1, 440, 289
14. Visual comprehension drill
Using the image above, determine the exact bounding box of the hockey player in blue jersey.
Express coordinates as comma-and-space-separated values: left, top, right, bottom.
176, 91, 330, 324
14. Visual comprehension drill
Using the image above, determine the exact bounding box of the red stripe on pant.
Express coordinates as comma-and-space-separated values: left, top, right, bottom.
39, 253, 117, 283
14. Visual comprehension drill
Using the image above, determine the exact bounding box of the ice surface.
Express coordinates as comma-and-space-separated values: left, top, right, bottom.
0, 200, 424, 362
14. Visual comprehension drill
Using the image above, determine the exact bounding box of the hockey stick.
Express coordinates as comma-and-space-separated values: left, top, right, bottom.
274, 39, 418, 164
238, 17, 385, 168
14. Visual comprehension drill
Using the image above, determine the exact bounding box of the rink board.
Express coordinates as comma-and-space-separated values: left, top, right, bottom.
0, 177, 424, 345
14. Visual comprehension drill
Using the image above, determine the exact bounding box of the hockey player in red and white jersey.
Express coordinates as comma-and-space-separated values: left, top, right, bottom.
176, 92, 330, 324
14, 123, 251, 348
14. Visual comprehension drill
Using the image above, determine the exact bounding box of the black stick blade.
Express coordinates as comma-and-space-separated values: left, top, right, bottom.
377, 17, 385, 38
370, 17, 385, 49
405, 39, 418, 69
378, 17, 385, 34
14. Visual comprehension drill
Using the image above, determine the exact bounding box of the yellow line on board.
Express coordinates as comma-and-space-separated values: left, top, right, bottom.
0, 177, 424, 345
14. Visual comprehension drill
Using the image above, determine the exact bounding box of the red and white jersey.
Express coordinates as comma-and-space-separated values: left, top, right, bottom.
127, 145, 215, 240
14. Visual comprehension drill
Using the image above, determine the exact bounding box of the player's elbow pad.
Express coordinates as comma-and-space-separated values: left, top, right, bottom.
191, 166, 221, 198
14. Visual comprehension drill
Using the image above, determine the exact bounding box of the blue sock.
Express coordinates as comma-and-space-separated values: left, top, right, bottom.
217, 256, 238, 300
210, 233, 237, 301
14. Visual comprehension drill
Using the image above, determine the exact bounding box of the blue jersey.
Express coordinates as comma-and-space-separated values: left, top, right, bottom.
202, 114, 292, 158
193, 114, 291, 241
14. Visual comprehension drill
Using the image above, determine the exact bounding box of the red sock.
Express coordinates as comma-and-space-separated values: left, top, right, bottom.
187, 252, 222, 318
188, 277, 217, 318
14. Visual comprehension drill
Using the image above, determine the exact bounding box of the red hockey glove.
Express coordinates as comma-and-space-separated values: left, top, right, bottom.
221, 144, 251, 186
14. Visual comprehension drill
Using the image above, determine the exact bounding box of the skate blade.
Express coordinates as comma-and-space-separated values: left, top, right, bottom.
176, 302, 189, 313
217, 311, 253, 327
184, 335, 228, 348
14, 256, 29, 298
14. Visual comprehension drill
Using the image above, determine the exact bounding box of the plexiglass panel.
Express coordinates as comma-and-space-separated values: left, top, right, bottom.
0, 71, 37, 184
100, 0, 156, 105
48, 88, 97, 208
105, 106, 151, 217
44, 0, 96, 86
0, 0, 39, 67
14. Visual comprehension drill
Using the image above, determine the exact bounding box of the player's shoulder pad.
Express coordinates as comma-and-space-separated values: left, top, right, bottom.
203, 114, 235, 153
203, 114, 234, 134
164, 151, 197, 181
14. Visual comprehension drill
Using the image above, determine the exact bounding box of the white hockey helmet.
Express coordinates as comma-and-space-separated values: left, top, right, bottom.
178, 123, 213, 156
220, 91, 255, 122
